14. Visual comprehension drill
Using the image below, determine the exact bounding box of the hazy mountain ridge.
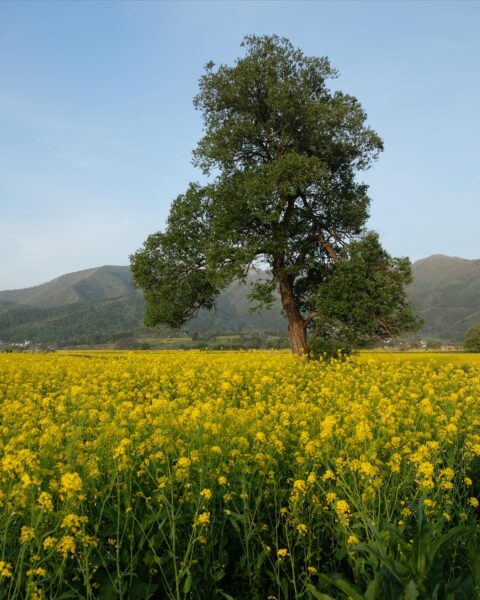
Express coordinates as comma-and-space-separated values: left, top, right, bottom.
1, 255, 479, 345
0, 266, 138, 309
408, 255, 480, 341
0, 267, 286, 345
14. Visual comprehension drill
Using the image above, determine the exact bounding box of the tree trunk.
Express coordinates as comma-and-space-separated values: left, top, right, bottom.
278, 276, 309, 357
288, 316, 309, 357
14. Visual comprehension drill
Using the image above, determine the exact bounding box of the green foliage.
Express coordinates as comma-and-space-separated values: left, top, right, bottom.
130, 183, 248, 330
0, 297, 146, 346
464, 324, 480, 352
313, 233, 422, 346
308, 335, 354, 360
309, 508, 475, 599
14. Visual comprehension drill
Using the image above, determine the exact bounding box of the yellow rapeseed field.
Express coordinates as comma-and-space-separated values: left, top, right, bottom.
0, 351, 479, 599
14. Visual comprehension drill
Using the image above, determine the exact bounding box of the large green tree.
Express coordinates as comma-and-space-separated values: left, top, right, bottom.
464, 324, 480, 352
131, 35, 418, 355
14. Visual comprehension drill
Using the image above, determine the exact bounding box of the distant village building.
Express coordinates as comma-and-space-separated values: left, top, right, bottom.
441, 344, 458, 352
384, 338, 427, 350
11, 340, 32, 348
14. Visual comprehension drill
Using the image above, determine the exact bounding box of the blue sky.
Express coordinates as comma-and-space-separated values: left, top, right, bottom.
1, 0, 479, 289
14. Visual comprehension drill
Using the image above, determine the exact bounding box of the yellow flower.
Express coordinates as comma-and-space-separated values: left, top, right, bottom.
176, 457, 191, 469
157, 476, 169, 489
2, 345, 480, 587
113, 438, 131, 461
196, 511, 211, 526
440, 481, 454, 491
296, 523, 308, 535
200, 488, 212, 500
440, 467, 454, 480
359, 461, 378, 478
347, 535, 359, 545
20, 526, 35, 544
26, 567, 47, 578
37, 491, 53, 512
326, 492, 337, 504
0, 560, 13, 578
335, 500, 351, 525
321, 469, 335, 481
61, 513, 88, 532
355, 421, 373, 442
30, 588, 43, 600
21, 473, 32, 487
335, 500, 350, 515
417, 461, 434, 478
277, 548, 288, 559
292, 479, 306, 493
60, 472, 83, 499
57, 536, 76, 558
42, 536, 57, 551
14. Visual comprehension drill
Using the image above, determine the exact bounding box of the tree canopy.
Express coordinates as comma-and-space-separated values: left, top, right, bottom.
312, 232, 420, 347
131, 35, 420, 355
464, 324, 480, 352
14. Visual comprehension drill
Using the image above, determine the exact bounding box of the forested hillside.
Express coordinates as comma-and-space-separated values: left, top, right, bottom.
1, 255, 479, 345
0, 266, 286, 345
409, 255, 480, 341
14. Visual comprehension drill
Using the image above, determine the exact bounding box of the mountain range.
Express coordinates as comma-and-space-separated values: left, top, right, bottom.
0, 255, 479, 345
407, 255, 480, 342
0, 266, 286, 346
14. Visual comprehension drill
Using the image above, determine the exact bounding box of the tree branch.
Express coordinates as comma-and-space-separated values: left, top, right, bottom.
313, 233, 341, 262
303, 311, 321, 329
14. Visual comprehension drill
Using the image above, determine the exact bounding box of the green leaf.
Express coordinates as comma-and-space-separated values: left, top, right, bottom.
403, 580, 419, 600
319, 573, 365, 600
306, 584, 336, 600
256, 549, 267, 571
239, 554, 247, 569
426, 525, 468, 565
183, 571, 192, 594
364, 576, 381, 600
